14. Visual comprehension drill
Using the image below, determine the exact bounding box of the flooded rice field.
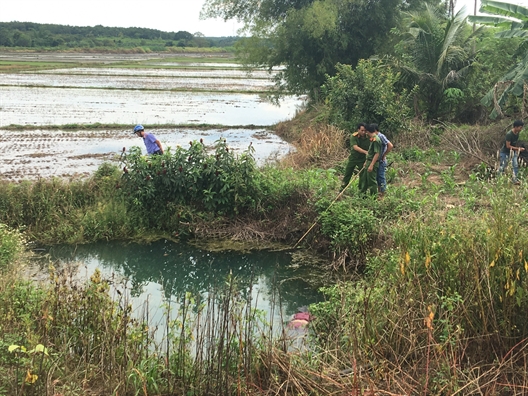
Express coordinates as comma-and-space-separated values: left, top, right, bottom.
0, 52, 303, 180
3, 71, 275, 90
0, 128, 292, 180
1, 87, 301, 125
0, 51, 215, 63
27, 67, 273, 78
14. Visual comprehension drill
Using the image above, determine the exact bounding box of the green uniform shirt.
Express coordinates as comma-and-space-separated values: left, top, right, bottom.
349, 132, 371, 162
501, 130, 520, 154
366, 136, 382, 161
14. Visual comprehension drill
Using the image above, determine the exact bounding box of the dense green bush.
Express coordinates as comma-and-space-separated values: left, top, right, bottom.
321, 60, 411, 135
120, 139, 261, 216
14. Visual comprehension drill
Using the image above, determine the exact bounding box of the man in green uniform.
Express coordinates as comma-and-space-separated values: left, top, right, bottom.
359, 124, 381, 195
498, 120, 525, 184
342, 123, 370, 190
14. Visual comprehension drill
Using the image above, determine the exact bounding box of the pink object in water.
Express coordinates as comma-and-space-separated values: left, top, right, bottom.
288, 312, 312, 329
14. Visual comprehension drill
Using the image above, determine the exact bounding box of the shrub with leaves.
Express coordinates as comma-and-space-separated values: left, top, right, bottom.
0, 224, 25, 269
120, 139, 261, 215
321, 60, 411, 135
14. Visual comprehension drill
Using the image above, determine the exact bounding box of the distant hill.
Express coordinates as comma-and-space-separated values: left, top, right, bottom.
0, 21, 239, 50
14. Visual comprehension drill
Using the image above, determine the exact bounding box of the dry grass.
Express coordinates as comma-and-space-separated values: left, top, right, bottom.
278, 124, 348, 170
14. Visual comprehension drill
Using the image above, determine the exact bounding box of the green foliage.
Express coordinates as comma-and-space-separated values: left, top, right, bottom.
0, 224, 24, 269
0, 22, 236, 50
259, 166, 338, 211
8, 343, 49, 395
393, 4, 478, 120
468, 0, 528, 119
459, 31, 522, 122
0, 172, 133, 244
308, 181, 528, 391
0, 262, 285, 395
310, 278, 390, 352
321, 60, 411, 135
121, 139, 260, 216
205, 0, 401, 96
317, 200, 377, 258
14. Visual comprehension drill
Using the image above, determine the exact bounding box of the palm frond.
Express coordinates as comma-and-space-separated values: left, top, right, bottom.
468, 15, 520, 28
495, 30, 528, 38
480, 0, 528, 22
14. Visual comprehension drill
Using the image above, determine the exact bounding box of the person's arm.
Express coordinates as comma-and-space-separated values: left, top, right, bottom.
382, 141, 393, 161
353, 144, 368, 155
351, 135, 368, 155
155, 139, 164, 154
506, 140, 524, 152
368, 152, 379, 172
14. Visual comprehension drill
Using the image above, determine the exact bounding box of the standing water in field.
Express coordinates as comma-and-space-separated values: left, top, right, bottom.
0, 58, 303, 181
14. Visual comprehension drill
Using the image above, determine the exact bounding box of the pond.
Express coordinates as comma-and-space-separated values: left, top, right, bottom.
38, 240, 325, 340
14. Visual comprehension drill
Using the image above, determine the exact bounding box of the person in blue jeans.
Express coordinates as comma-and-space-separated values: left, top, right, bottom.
368, 124, 393, 197
498, 120, 525, 185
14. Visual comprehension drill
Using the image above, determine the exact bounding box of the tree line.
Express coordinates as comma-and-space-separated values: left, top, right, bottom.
0, 21, 239, 49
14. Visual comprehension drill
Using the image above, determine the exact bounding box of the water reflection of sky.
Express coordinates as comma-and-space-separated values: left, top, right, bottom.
0, 86, 304, 126
40, 240, 323, 343
26, 67, 274, 78
2, 73, 275, 90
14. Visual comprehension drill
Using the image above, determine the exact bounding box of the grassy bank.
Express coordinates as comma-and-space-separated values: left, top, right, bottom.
2, 116, 528, 394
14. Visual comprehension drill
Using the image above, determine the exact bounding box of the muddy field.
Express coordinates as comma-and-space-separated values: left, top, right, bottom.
27, 67, 274, 78
0, 128, 293, 181
0, 51, 225, 63
0, 86, 302, 126
0, 52, 300, 181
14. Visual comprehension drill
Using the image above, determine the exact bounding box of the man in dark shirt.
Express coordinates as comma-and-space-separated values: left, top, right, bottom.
359, 124, 381, 195
498, 120, 525, 185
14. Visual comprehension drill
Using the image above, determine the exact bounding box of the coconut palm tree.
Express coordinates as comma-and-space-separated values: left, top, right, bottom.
397, 4, 478, 119
468, 0, 528, 118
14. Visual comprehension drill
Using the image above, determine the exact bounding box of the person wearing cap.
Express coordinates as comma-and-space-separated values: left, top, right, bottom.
498, 120, 525, 185
133, 125, 164, 155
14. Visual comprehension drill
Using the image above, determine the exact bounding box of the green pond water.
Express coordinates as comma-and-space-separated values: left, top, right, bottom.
39, 240, 325, 334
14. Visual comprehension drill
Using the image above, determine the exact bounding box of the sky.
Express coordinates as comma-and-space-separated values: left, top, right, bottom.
0, 0, 242, 37
1, 0, 527, 38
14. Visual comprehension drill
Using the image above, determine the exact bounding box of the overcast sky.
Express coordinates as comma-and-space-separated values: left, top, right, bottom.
0, 0, 525, 38
0, 0, 242, 37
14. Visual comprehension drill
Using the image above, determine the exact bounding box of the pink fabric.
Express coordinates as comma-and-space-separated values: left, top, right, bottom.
288, 312, 312, 329
293, 312, 311, 322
